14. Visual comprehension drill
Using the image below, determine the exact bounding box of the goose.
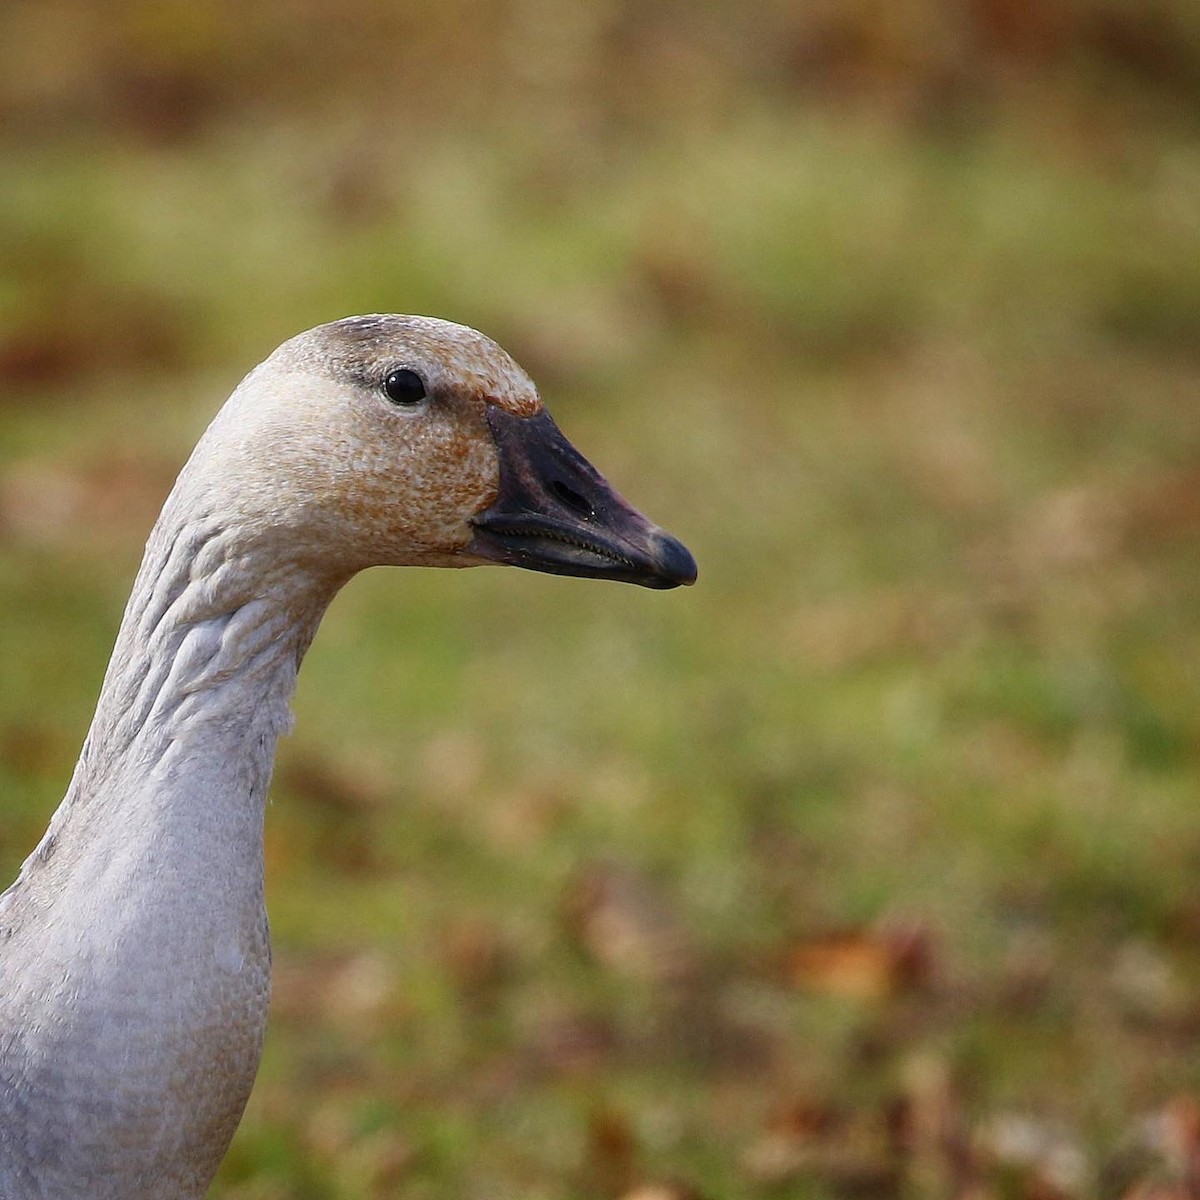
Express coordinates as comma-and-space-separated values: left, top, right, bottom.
0, 314, 696, 1199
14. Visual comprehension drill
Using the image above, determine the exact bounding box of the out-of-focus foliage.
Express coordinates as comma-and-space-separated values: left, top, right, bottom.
1, 2, 1199, 1197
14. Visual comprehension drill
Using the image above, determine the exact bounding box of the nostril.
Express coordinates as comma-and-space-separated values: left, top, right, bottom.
549, 479, 594, 518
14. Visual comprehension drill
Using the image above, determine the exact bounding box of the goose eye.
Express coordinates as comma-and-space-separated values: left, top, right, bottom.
383, 368, 427, 406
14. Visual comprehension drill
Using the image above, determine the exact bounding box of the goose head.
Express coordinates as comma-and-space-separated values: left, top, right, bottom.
200, 314, 696, 589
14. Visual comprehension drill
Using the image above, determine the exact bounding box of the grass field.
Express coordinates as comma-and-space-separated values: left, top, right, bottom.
2, 3, 1200, 1196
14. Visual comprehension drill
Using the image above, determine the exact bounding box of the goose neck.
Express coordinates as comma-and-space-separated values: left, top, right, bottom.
79, 510, 344, 798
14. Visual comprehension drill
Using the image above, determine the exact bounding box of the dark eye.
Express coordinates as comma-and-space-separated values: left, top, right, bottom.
383, 368, 427, 406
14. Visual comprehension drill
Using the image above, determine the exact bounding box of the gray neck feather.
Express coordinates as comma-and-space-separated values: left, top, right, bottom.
0, 469, 341, 1199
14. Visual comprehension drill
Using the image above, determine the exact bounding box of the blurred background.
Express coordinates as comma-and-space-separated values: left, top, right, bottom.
2, 1, 1199, 1196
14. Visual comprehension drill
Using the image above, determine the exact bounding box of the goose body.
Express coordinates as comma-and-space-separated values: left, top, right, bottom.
0, 315, 695, 1198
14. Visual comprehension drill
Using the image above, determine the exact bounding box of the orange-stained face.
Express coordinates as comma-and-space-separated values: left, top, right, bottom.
200, 315, 695, 590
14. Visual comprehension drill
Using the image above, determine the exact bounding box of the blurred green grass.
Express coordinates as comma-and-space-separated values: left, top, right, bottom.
2, 1, 1200, 1197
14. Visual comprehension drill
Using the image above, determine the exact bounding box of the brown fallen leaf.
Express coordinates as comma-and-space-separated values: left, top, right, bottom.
786, 922, 934, 1000
438, 918, 513, 1011
418, 728, 485, 803
0, 294, 190, 389
1121, 1186, 1194, 1200
526, 1008, 619, 1078
563, 858, 696, 985
742, 1103, 900, 1194
587, 1107, 637, 1196
0, 454, 175, 545
741, 1097, 843, 1185
619, 1182, 706, 1200
0, 722, 73, 777
1110, 941, 1194, 1030
271, 950, 404, 1036
280, 752, 385, 816
891, 1053, 976, 1194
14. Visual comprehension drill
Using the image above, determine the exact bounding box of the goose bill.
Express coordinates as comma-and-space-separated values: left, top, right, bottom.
468, 406, 697, 590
